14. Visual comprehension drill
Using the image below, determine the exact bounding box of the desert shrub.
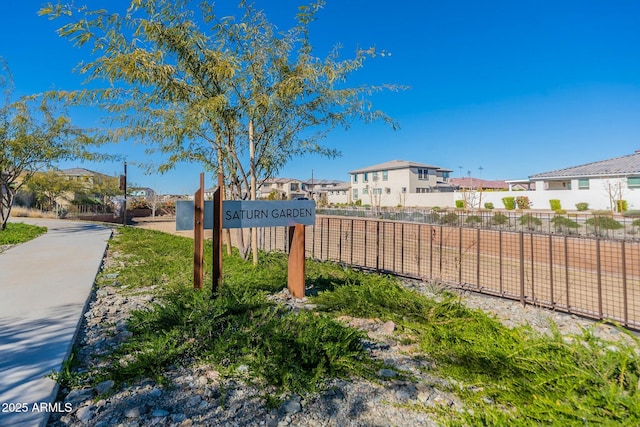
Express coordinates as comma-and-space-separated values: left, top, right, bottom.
484, 202, 494, 210
575, 202, 589, 211
551, 215, 580, 233
586, 216, 623, 236
465, 215, 482, 226
617, 199, 628, 213
549, 199, 562, 211
441, 212, 459, 226
455, 200, 465, 209
491, 213, 509, 226
502, 197, 516, 210
518, 213, 542, 230
516, 196, 532, 210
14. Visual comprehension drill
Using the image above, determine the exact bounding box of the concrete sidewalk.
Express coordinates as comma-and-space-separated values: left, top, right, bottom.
0, 219, 111, 427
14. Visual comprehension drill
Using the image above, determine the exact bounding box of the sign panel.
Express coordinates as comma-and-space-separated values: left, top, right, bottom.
176, 200, 316, 230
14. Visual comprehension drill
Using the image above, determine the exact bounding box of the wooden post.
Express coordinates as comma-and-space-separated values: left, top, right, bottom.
288, 224, 306, 298
212, 173, 223, 297
194, 173, 204, 289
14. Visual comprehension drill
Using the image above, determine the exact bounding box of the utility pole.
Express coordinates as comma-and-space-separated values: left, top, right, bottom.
122, 162, 127, 226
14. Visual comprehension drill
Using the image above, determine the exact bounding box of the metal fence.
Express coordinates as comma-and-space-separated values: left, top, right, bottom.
258, 215, 640, 330
317, 207, 640, 241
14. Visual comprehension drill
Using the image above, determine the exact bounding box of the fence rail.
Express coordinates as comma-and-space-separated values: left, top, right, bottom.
317, 207, 640, 240
258, 215, 640, 330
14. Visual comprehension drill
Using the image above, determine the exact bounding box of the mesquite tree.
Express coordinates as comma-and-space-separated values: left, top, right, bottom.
42, 0, 402, 258
0, 63, 100, 230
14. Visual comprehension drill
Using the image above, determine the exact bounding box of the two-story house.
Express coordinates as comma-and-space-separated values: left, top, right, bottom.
348, 160, 454, 206
258, 178, 307, 200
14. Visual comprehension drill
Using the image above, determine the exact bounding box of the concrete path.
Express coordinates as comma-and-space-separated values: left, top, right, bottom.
0, 219, 111, 427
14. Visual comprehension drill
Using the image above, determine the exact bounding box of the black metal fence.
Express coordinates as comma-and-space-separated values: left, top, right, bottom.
317, 207, 640, 240
258, 215, 640, 330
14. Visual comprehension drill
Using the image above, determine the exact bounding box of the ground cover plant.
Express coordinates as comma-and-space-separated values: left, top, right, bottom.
0, 222, 47, 245
81, 227, 639, 425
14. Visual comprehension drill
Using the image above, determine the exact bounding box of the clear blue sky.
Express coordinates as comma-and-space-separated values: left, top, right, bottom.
2, 1, 640, 194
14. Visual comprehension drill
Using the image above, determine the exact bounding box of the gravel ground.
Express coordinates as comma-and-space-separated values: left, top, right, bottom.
46, 221, 638, 427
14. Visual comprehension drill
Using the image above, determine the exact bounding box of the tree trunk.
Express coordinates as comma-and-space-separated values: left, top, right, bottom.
249, 119, 258, 265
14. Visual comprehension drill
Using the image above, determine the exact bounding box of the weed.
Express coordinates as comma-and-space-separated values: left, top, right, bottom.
0, 222, 47, 245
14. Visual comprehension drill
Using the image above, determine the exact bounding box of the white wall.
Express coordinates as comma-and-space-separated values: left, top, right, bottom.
456, 183, 640, 211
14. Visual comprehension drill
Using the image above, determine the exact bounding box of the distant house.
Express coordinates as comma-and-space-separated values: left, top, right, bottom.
471, 151, 640, 211
304, 179, 350, 204
130, 187, 157, 199
450, 177, 509, 191
258, 178, 307, 200
348, 160, 454, 206
60, 167, 117, 189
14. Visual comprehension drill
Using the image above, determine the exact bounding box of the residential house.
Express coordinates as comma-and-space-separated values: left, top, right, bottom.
348, 160, 455, 207
472, 151, 640, 211
59, 167, 120, 206
258, 178, 307, 200
304, 179, 350, 204
450, 177, 509, 190
130, 187, 157, 199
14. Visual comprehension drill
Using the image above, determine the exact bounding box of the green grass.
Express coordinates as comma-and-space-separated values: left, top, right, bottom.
0, 222, 47, 245
87, 227, 640, 424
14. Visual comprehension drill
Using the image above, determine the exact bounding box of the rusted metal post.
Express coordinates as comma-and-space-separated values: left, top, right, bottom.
288, 224, 306, 298
212, 173, 223, 297
193, 173, 204, 289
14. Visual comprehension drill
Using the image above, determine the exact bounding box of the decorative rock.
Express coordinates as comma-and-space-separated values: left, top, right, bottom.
381, 320, 396, 334
95, 379, 115, 395
378, 368, 398, 378
75, 404, 95, 424
65, 388, 95, 406
151, 409, 169, 417
124, 406, 141, 418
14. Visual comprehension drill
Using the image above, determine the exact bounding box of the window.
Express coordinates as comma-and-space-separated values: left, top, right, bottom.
373, 188, 382, 195
353, 174, 358, 183
577, 178, 589, 190
372, 171, 379, 182
363, 187, 369, 195
363, 172, 369, 183
628, 176, 640, 188
418, 169, 429, 180
442, 172, 450, 179
290, 183, 299, 191
353, 189, 358, 199
382, 170, 388, 181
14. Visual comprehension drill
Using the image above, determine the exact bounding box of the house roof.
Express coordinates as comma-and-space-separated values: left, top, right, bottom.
530, 151, 640, 180
450, 177, 509, 190
60, 167, 112, 177
349, 160, 453, 174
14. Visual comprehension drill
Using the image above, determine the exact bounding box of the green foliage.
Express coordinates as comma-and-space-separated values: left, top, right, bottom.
586, 216, 623, 232
455, 200, 465, 209
549, 199, 562, 211
623, 210, 640, 218
441, 212, 460, 226
94, 228, 376, 398
550, 215, 580, 233
314, 274, 640, 427
575, 202, 589, 211
80, 227, 640, 425
501, 197, 516, 210
632, 219, 640, 228
617, 199, 628, 213
41, 0, 403, 203
0, 63, 104, 229
0, 222, 47, 244
465, 215, 482, 226
517, 213, 542, 230
484, 202, 494, 210
515, 196, 532, 209
491, 213, 509, 226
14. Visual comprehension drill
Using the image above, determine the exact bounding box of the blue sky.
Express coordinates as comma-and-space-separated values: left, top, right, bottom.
2, 1, 640, 194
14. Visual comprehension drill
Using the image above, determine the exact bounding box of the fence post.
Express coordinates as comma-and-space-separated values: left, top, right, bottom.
596, 239, 603, 319
193, 173, 204, 290
622, 241, 628, 326
520, 231, 525, 306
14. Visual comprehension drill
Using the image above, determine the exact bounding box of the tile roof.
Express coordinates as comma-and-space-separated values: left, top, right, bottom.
349, 160, 452, 174
450, 177, 509, 190
530, 151, 640, 179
